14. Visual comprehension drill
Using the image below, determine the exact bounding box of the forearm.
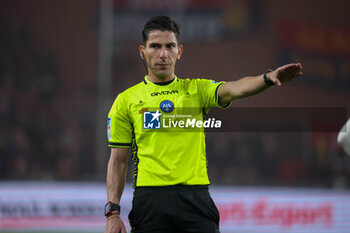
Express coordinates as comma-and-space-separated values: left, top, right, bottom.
230, 74, 268, 99
106, 149, 128, 204
219, 74, 268, 105
218, 63, 302, 106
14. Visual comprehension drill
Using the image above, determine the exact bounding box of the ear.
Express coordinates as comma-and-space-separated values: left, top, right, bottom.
177, 44, 183, 59
139, 45, 145, 59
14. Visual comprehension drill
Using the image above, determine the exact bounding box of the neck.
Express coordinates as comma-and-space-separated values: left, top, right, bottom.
147, 70, 174, 83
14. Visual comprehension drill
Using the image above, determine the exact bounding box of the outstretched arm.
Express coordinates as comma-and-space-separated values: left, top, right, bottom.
218, 63, 303, 106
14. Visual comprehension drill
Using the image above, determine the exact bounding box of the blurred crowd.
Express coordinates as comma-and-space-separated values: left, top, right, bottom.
205, 132, 350, 188
0, 25, 96, 180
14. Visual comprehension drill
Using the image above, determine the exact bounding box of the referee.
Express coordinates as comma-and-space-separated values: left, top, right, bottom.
104, 16, 302, 233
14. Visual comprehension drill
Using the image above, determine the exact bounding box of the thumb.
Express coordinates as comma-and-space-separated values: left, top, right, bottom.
270, 70, 282, 86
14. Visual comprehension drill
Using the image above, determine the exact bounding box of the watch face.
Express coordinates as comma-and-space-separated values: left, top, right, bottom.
104, 203, 110, 215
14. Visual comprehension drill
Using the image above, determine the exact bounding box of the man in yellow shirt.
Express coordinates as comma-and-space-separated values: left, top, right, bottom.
104, 16, 302, 233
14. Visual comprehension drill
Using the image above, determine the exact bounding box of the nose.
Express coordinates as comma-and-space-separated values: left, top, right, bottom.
160, 47, 168, 59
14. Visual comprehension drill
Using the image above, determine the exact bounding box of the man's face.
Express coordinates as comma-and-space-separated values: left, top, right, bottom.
140, 30, 183, 79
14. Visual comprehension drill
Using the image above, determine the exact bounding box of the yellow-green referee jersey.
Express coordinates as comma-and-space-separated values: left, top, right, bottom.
107, 75, 230, 188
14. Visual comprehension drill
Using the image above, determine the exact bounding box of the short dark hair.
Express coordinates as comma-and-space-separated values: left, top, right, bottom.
142, 16, 181, 44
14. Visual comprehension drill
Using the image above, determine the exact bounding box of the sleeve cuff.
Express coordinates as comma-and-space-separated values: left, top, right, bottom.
215, 83, 232, 109
108, 142, 132, 148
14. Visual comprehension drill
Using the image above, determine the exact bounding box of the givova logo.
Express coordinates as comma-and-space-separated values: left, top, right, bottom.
143, 110, 161, 129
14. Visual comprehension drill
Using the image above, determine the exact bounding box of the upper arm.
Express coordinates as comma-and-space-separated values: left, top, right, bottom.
218, 81, 236, 107
196, 79, 231, 111
108, 94, 133, 148
218, 75, 268, 105
110, 147, 129, 164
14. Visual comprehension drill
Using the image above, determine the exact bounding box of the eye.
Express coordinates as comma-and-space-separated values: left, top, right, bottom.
150, 44, 161, 48
167, 44, 176, 49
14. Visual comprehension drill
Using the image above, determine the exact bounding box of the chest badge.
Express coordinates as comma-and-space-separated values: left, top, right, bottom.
160, 100, 174, 113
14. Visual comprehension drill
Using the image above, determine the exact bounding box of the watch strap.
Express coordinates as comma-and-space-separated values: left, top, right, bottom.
263, 69, 275, 86
109, 202, 120, 212
104, 201, 121, 217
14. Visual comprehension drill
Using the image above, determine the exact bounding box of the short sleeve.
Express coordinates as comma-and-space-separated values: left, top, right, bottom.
196, 79, 232, 112
107, 94, 133, 148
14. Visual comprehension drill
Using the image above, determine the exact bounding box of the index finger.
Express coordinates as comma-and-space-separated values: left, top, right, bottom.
284, 63, 302, 72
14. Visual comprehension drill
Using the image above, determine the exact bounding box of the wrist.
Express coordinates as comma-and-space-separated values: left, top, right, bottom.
104, 201, 121, 218
106, 211, 120, 218
263, 69, 275, 86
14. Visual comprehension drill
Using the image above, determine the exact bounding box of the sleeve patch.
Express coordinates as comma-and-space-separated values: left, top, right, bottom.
107, 117, 111, 140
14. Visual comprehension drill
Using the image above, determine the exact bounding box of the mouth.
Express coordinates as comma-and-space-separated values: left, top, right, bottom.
156, 64, 170, 69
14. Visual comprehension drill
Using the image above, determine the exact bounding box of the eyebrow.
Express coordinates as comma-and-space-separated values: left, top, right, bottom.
166, 42, 176, 47
148, 42, 177, 47
148, 42, 160, 47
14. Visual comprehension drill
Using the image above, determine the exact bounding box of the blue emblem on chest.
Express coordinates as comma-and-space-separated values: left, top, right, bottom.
160, 100, 174, 113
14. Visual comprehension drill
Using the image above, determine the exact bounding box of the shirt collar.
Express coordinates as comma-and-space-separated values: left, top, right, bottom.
144, 75, 178, 85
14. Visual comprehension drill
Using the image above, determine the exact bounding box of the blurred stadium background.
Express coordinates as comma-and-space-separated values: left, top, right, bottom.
1, 0, 350, 232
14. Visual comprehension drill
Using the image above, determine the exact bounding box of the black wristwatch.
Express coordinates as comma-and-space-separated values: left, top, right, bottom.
104, 201, 121, 217
263, 69, 275, 86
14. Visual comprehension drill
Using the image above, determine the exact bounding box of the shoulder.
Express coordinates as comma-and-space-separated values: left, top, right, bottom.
178, 77, 217, 84
179, 77, 221, 89
116, 81, 145, 99
177, 77, 222, 93
177, 77, 214, 86
178, 77, 205, 82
